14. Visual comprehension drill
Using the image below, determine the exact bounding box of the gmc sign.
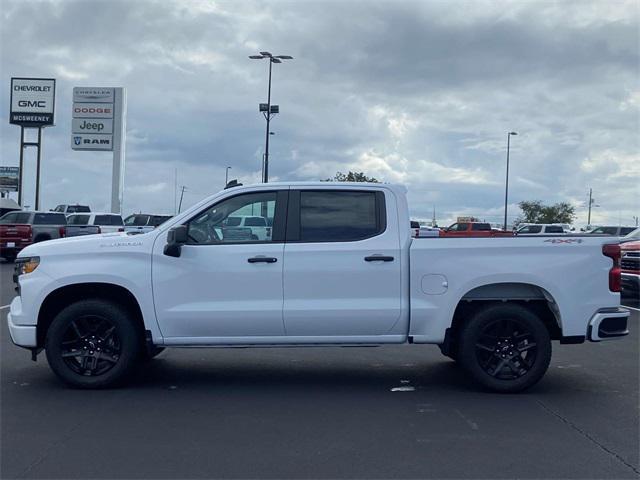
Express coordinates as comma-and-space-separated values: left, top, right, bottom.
10, 78, 56, 126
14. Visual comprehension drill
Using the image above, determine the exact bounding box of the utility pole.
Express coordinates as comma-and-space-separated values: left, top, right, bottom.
503, 131, 518, 231
587, 189, 593, 228
225, 166, 231, 187
178, 186, 187, 213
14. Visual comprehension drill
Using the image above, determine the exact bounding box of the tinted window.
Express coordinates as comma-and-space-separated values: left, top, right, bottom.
226, 217, 242, 227
67, 205, 90, 213
14, 213, 31, 223
0, 212, 17, 224
53, 205, 64, 212
448, 223, 468, 232
94, 215, 112, 225
472, 223, 491, 231
299, 191, 380, 242
125, 215, 150, 226
518, 225, 542, 234
187, 192, 277, 244
590, 227, 618, 235
67, 214, 90, 225
545, 225, 564, 233
620, 227, 635, 236
33, 213, 66, 225
623, 228, 640, 240
245, 217, 267, 227
150, 215, 171, 227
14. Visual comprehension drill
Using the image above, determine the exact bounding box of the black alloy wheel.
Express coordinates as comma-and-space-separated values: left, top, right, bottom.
474, 319, 537, 380
60, 315, 122, 376
458, 303, 551, 393
45, 299, 140, 388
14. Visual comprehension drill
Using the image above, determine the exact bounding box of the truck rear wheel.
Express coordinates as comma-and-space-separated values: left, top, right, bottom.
45, 299, 141, 389
458, 304, 551, 393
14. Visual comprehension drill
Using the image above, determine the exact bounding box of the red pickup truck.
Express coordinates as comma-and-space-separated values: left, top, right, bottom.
621, 240, 639, 298
0, 211, 67, 261
439, 221, 514, 237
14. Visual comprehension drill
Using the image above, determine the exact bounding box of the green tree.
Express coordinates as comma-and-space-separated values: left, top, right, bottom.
516, 200, 576, 225
324, 171, 380, 183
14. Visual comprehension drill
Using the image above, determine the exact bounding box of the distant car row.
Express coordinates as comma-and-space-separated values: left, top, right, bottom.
409, 221, 638, 238
0, 209, 173, 261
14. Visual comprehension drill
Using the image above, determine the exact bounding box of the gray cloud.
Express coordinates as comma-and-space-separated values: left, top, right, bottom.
1, 0, 638, 227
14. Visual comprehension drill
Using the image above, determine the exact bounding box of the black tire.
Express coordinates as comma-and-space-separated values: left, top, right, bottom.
458, 303, 551, 393
45, 299, 141, 389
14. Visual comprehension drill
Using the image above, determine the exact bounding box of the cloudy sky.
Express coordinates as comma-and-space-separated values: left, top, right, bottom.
1, 0, 638, 226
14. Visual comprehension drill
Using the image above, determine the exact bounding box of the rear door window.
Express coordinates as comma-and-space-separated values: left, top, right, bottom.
295, 190, 383, 242
545, 225, 564, 233
472, 223, 491, 231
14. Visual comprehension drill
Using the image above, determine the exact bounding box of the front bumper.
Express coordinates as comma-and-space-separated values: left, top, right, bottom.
7, 296, 37, 348
587, 308, 630, 342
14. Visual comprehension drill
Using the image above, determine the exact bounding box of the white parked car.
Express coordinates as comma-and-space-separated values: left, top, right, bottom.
65, 213, 124, 237
223, 215, 271, 241
9, 182, 629, 392
515, 224, 566, 236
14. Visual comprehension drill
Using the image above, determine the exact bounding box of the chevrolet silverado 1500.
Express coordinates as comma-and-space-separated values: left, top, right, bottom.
8, 183, 629, 392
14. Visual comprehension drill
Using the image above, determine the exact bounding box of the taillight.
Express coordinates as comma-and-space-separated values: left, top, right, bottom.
59, 226, 66, 238
602, 244, 621, 292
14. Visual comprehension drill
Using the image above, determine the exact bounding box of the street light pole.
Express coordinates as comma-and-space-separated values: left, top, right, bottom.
249, 51, 293, 183
503, 131, 518, 231
264, 59, 273, 183
225, 166, 231, 186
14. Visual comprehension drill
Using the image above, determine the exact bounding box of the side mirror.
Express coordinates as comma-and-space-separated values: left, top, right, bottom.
164, 225, 188, 257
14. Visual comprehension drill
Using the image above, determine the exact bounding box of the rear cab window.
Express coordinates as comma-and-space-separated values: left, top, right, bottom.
289, 190, 386, 242
33, 213, 67, 225
67, 214, 90, 225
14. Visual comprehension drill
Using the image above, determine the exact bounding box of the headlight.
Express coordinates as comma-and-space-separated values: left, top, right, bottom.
15, 256, 40, 276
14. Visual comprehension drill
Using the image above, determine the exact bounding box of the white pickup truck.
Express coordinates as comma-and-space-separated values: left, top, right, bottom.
8, 182, 629, 392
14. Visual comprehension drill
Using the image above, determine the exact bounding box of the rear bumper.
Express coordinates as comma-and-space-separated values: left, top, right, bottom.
587, 308, 630, 342
7, 297, 37, 348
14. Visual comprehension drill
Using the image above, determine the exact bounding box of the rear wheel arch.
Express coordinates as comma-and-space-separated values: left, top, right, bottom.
37, 283, 146, 349
441, 283, 562, 360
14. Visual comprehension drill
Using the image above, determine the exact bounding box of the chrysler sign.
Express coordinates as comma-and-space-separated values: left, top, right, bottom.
10, 78, 56, 126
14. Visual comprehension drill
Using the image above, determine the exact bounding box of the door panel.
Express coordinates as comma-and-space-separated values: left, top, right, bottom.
283, 189, 402, 337
152, 190, 287, 339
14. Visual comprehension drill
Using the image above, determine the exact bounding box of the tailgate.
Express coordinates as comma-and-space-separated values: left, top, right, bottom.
0, 224, 31, 242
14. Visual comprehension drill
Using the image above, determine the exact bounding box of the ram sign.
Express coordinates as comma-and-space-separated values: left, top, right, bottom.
10, 78, 56, 126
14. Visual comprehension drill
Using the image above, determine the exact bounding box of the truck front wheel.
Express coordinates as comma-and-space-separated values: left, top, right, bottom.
45, 300, 141, 388
458, 304, 551, 393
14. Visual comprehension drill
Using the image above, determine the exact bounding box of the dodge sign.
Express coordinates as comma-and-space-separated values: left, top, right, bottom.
10, 78, 56, 126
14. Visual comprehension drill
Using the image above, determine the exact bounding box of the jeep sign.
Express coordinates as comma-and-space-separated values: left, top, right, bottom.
72, 118, 113, 134
10, 78, 56, 126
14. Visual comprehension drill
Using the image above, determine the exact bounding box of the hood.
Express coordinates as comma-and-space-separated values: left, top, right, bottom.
18, 231, 155, 258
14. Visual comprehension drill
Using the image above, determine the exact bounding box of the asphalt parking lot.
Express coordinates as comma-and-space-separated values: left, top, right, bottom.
1, 261, 638, 479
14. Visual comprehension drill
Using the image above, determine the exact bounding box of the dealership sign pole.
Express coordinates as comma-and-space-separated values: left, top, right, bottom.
71, 87, 127, 213
9, 77, 56, 209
